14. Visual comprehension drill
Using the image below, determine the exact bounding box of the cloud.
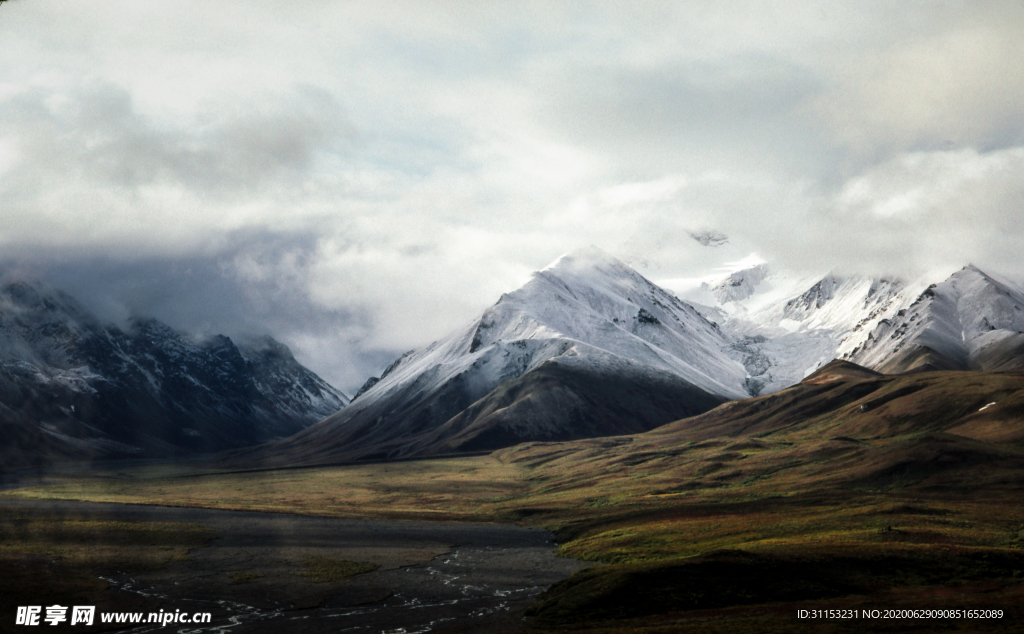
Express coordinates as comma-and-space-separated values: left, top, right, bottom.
1, 1, 1022, 390
699, 146, 1024, 279
814, 3, 1024, 163
533, 55, 829, 182
0, 79, 351, 255
0, 231, 380, 392
829, 147, 1024, 274
8, 81, 347, 192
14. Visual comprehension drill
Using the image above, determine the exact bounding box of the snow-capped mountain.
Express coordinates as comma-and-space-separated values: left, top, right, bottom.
675, 265, 913, 394
845, 266, 1024, 373
673, 259, 1024, 394
0, 278, 347, 470
703, 263, 770, 304
238, 247, 1024, 467
240, 247, 744, 466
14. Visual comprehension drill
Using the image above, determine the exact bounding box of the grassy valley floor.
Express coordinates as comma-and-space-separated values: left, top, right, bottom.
5, 367, 1024, 631
6, 455, 1023, 632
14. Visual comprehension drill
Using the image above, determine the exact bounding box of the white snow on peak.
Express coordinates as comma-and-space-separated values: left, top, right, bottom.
351, 247, 750, 413
671, 259, 1024, 391
844, 264, 1024, 370
354, 251, 1024, 412
540, 245, 624, 274
702, 263, 770, 304
666, 261, 936, 394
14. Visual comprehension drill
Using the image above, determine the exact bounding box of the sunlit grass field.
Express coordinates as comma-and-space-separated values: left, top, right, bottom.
5, 455, 524, 521
0, 508, 211, 570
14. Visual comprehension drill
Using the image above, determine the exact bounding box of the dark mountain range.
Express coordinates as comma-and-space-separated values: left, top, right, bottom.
9, 250, 1024, 473
0, 278, 347, 472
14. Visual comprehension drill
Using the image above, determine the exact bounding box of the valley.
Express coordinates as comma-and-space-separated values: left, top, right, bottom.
0, 498, 585, 634
4, 251, 1024, 632
5, 363, 1024, 632
7, 2, 1024, 632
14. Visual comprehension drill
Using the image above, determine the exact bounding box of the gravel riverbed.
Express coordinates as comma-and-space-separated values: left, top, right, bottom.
1, 499, 591, 634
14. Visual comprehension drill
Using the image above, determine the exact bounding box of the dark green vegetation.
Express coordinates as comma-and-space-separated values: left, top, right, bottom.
298, 556, 379, 583
229, 571, 265, 584
527, 548, 1024, 628
7, 362, 1024, 632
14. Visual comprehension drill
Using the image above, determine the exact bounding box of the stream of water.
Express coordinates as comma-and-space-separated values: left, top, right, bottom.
105, 545, 562, 634
5, 499, 588, 634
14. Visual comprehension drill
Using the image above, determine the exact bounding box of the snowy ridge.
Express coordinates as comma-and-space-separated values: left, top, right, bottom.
676, 264, 941, 394
0, 277, 347, 467
249, 248, 744, 465
670, 257, 1024, 394
351, 246, 748, 412
845, 266, 1024, 372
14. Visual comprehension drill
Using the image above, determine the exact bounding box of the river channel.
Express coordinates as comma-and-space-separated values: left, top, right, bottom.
3, 499, 591, 633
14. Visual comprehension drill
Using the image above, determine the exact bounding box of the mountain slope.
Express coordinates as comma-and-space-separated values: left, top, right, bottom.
237, 248, 742, 466
0, 278, 347, 471
404, 359, 722, 454
680, 266, 916, 395
495, 358, 1024, 517
491, 359, 1024, 629
677, 262, 1024, 392
648, 359, 1024, 447
844, 265, 1024, 373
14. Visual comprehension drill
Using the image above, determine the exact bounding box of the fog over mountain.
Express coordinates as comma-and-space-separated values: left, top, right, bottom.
1, 2, 1022, 392
0, 276, 347, 470
229, 249, 1024, 466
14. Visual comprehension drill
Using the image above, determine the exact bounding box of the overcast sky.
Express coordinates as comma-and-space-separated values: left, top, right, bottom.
2, 1, 1023, 392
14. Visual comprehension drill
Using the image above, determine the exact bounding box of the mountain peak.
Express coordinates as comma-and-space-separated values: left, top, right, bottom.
238, 334, 296, 362
842, 262, 1024, 374
245, 250, 744, 466
688, 229, 730, 247
542, 246, 625, 274
952, 264, 1004, 287
802, 359, 883, 384
704, 263, 770, 304
955, 263, 987, 278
